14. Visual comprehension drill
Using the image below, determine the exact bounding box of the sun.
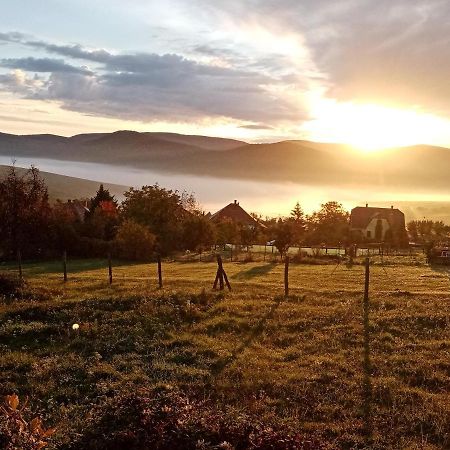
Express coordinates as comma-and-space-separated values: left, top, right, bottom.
303, 100, 450, 152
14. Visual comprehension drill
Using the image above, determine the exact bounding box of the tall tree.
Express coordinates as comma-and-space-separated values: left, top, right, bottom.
181, 214, 216, 252
85, 184, 119, 240
88, 184, 117, 214
290, 201, 306, 244
0, 166, 51, 258
306, 201, 349, 245
120, 184, 189, 253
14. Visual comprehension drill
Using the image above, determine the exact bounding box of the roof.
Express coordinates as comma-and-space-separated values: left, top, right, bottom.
350, 206, 405, 229
210, 200, 258, 227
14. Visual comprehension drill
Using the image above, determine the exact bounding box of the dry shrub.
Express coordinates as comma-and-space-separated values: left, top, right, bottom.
67, 386, 325, 450
0, 394, 55, 450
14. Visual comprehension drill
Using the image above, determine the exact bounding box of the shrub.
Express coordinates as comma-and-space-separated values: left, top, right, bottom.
68, 387, 323, 450
0, 394, 55, 450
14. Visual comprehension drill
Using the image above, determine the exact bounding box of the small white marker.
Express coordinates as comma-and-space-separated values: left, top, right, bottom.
72, 323, 80, 330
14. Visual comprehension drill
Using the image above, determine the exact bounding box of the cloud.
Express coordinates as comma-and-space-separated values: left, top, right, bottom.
177, 0, 450, 115
239, 123, 274, 130
0, 69, 43, 95
0, 57, 92, 74
0, 33, 308, 124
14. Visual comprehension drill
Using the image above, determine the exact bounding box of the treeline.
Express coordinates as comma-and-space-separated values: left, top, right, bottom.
0, 166, 442, 261
407, 220, 450, 245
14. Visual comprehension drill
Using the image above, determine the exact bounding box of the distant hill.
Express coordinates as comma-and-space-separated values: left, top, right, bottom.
0, 165, 129, 202
1, 130, 450, 192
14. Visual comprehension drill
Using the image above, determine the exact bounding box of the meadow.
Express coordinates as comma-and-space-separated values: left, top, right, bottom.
0, 255, 449, 449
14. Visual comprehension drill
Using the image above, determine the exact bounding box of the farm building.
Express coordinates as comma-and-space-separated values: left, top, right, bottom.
350, 204, 406, 242
210, 200, 261, 228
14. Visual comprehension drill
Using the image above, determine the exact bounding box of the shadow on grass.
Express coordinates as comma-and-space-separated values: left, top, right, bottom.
231, 263, 276, 280
0, 258, 142, 276
429, 264, 450, 281
211, 295, 287, 376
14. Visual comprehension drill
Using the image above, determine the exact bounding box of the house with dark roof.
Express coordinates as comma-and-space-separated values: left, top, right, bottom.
350, 204, 406, 242
210, 200, 261, 228
66, 199, 90, 222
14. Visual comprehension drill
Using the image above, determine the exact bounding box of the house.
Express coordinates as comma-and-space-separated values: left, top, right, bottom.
210, 200, 261, 228
350, 204, 406, 242
66, 199, 90, 222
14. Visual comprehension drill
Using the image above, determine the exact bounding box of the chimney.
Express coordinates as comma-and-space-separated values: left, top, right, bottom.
365, 203, 368, 207
234, 200, 238, 205
391, 205, 394, 209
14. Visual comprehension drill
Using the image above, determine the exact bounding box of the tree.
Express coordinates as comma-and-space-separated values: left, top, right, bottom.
114, 219, 156, 260
306, 201, 349, 245
239, 226, 259, 252
407, 220, 449, 245
290, 201, 306, 244
84, 185, 118, 240
181, 214, 216, 252
49, 200, 80, 253
120, 184, 189, 253
0, 166, 51, 258
215, 218, 239, 248
270, 218, 295, 259
88, 184, 117, 215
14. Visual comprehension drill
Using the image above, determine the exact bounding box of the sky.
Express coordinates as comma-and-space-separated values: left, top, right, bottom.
1, 0, 450, 148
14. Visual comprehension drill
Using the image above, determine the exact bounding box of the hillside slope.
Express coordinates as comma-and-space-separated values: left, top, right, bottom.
0, 165, 129, 201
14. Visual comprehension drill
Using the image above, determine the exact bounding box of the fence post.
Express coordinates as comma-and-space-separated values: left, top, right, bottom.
17, 249, 22, 280
213, 254, 231, 291
63, 250, 67, 282
157, 254, 163, 288
108, 253, 113, 285
364, 257, 370, 306
218, 255, 224, 290
284, 255, 289, 297
362, 257, 373, 442
230, 244, 233, 262
264, 244, 267, 261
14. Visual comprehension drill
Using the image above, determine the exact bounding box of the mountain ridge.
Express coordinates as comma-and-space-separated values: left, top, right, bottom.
1, 130, 450, 192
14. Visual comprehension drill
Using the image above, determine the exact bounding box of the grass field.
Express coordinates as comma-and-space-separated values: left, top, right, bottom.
1, 257, 449, 449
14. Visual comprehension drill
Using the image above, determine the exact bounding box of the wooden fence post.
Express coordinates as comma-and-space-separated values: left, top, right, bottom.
213, 254, 231, 291
108, 253, 113, 285
230, 244, 233, 262
284, 255, 290, 297
364, 257, 370, 308
63, 250, 67, 282
362, 256, 373, 441
17, 249, 22, 280
157, 254, 163, 288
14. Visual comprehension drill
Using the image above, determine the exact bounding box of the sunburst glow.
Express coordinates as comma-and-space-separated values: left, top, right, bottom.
304, 100, 450, 151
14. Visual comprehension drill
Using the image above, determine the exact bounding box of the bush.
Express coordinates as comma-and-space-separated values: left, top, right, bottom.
67, 387, 323, 450
114, 220, 156, 261
77, 237, 112, 258
0, 394, 55, 450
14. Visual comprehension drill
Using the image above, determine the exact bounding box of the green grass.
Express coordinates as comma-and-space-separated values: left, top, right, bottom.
1, 258, 449, 449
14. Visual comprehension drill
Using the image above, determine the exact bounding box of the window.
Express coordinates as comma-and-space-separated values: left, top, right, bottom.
367, 230, 371, 238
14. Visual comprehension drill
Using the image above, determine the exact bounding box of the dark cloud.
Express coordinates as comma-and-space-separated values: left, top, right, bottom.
0, 33, 307, 124
239, 123, 274, 130
0, 31, 27, 43
0, 57, 92, 74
